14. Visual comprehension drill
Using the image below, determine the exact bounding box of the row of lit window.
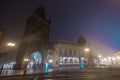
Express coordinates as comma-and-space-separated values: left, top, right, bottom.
57, 48, 82, 56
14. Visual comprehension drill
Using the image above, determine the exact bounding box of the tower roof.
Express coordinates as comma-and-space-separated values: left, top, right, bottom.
33, 6, 45, 19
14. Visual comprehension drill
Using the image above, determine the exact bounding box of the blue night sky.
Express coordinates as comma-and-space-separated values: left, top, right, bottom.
1, 0, 120, 56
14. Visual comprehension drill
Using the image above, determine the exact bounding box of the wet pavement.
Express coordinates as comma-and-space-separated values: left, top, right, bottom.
1, 69, 120, 80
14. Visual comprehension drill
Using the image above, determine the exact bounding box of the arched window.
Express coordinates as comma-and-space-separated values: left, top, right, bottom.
69, 49, 72, 56
74, 50, 76, 56
64, 49, 67, 56
29, 51, 42, 69
59, 48, 62, 56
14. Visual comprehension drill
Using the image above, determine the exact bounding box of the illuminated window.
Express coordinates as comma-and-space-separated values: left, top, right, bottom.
70, 59, 73, 63
65, 58, 68, 63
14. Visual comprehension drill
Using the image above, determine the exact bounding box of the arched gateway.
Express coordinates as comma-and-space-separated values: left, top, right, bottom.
28, 51, 42, 69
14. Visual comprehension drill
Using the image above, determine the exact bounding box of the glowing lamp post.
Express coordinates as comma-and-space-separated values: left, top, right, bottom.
111, 57, 116, 67
84, 48, 91, 67
23, 58, 29, 75
98, 55, 102, 67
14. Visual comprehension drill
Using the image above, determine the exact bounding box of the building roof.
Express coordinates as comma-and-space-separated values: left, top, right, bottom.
53, 40, 81, 46
114, 49, 120, 55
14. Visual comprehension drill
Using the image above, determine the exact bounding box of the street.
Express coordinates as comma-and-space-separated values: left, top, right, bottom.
1, 69, 120, 80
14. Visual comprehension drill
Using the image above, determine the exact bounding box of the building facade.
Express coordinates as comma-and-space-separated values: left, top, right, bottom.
114, 49, 120, 66
48, 40, 83, 70
45, 40, 95, 71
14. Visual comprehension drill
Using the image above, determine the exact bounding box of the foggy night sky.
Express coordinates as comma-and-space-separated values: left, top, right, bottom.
1, 0, 120, 56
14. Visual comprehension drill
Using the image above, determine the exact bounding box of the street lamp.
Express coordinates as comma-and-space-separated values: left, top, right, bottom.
84, 48, 90, 67
23, 58, 29, 75
7, 42, 15, 47
111, 57, 116, 67
98, 55, 102, 67
49, 59, 53, 63
24, 58, 29, 62
84, 48, 90, 52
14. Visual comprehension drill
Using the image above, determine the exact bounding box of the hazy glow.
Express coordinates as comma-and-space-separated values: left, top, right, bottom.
117, 56, 120, 59
84, 48, 90, 52
108, 57, 111, 60
49, 59, 53, 63
7, 42, 15, 47
104, 58, 107, 61
112, 57, 116, 61
98, 55, 102, 58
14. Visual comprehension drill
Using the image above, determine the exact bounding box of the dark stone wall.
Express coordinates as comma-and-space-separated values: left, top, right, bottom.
0, 28, 7, 46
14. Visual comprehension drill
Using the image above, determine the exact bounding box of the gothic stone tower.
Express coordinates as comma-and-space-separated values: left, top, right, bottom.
15, 6, 50, 69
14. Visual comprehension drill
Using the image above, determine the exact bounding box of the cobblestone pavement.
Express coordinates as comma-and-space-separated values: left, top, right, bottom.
1, 68, 120, 80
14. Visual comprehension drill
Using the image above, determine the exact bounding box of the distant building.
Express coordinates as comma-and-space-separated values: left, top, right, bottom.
47, 40, 85, 69
114, 49, 120, 66
0, 28, 17, 71
114, 49, 120, 56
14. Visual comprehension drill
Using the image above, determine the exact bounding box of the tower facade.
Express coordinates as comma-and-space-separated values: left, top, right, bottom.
15, 6, 51, 69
